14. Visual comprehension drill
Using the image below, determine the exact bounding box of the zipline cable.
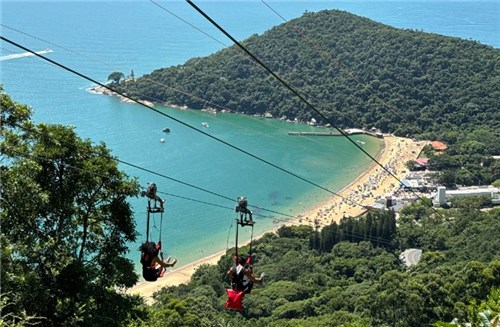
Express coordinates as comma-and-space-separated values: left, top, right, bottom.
1, 22, 360, 149
0, 35, 372, 214
2, 145, 291, 221
3, 146, 398, 246
259, 1, 451, 214
185, 0, 441, 216
2, 122, 297, 221
185, 0, 400, 185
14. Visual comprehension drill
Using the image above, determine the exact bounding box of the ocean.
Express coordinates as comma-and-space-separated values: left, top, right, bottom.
1, 0, 498, 269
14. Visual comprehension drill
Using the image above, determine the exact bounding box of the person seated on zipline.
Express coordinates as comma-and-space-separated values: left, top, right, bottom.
140, 241, 177, 282
224, 255, 264, 311
227, 255, 264, 294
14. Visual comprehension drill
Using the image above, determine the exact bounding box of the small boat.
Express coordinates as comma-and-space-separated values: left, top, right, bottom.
201, 122, 209, 128
162, 128, 170, 133
356, 140, 366, 145
160, 138, 165, 143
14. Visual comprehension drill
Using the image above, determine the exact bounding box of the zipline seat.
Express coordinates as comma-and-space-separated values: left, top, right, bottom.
224, 289, 245, 312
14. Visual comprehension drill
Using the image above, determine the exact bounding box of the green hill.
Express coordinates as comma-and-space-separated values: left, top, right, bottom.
119, 9, 499, 139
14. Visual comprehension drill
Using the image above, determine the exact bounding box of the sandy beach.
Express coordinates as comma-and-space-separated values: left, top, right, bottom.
128, 134, 425, 300
296, 134, 425, 227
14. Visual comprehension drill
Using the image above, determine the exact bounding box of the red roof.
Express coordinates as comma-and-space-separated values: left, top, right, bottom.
415, 158, 429, 166
430, 141, 447, 151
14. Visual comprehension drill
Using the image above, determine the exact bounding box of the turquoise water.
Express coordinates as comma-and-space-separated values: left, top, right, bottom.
1, 1, 498, 269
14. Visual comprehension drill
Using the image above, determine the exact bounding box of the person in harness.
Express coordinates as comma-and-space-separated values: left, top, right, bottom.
224, 255, 264, 311
228, 255, 264, 293
139, 241, 177, 282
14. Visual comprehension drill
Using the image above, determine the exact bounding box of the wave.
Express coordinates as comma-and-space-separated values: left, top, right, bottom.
0, 48, 53, 61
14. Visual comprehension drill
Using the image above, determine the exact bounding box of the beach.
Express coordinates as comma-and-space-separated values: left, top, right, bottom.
297, 134, 425, 227
128, 134, 425, 300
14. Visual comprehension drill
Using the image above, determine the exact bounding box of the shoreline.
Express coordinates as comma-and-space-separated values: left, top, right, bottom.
128, 134, 425, 300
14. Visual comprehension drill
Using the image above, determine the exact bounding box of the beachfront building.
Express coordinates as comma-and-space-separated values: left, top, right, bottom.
399, 170, 438, 192
369, 195, 415, 213
433, 185, 500, 207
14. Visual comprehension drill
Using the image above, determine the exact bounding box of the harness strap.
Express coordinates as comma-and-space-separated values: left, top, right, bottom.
158, 211, 164, 260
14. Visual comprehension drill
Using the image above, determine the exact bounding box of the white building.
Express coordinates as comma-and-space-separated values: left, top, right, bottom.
434, 185, 500, 206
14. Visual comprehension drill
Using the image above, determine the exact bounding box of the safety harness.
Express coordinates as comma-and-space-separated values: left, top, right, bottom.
225, 197, 255, 312
141, 183, 166, 282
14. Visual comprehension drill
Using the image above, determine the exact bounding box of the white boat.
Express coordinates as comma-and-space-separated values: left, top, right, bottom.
356, 140, 366, 145
160, 138, 165, 143
201, 122, 209, 128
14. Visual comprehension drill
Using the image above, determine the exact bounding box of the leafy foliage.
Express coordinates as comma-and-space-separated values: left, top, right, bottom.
426, 129, 500, 187
3, 85, 499, 325
0, 88, 144, 326
132, 201, 500, 326
311, 210, 397, 252
108, 71, 125, 84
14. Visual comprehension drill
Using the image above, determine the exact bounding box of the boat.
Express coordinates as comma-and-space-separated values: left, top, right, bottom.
356, 140, 366, 145
160, 138, 165, 143
162, 127, 171, 133
201, 122, 209, 128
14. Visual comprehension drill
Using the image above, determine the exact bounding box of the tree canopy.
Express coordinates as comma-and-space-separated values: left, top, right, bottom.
0, 87, 144, 326
108, 71, 125, 84
137, 201, 500, 326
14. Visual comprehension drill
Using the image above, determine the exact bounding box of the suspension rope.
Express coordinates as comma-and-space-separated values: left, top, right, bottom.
8, 123, 301, 221
0, 36, 373, 213
185, 0, 442, 217
4, 146, 398, 247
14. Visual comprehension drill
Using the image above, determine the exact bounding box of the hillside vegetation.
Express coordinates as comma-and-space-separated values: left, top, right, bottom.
137, 202, 500, 326
119, 10, 499, 139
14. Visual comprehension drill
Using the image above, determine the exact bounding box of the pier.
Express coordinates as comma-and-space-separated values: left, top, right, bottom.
288, 129, 383, 138
288, 131, 342, 136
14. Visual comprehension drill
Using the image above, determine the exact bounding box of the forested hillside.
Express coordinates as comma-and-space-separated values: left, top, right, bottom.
2, 71, 499, 325
133, 201, 500, 326
119, 10, 500, 139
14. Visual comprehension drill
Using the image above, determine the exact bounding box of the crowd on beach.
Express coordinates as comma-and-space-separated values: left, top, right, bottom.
295, 135, 425, 228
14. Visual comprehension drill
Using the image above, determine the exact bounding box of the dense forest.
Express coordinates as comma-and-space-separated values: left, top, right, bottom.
2, 88, 499, 326
117, 10, 500, 140
141, 203, 500, 327
414, 129, 499, 187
